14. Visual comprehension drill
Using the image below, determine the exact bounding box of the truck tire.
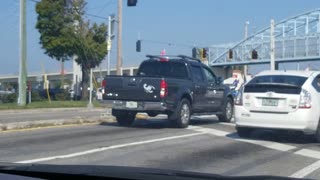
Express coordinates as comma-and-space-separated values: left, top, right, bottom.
169, 98, 191, 128
217, 97, 233, 122
115, 111, 136, 127
236, 127, 252, 138
147, 112, 158, 117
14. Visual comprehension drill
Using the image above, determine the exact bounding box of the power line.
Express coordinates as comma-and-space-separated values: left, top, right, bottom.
96, 0, 115, 15
142, 39, 196, 48
85, 13, 108, 20
27, 0, 108, 20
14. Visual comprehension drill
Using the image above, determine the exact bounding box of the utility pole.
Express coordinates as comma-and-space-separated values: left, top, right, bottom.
116, 0, 122, 75
107, 15, 112, 75
87, 68, 93, 108
18, 0, 27, 106
270, 19, 276, 70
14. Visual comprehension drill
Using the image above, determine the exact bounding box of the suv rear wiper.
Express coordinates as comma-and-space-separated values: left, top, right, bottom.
246, 83, 301, 88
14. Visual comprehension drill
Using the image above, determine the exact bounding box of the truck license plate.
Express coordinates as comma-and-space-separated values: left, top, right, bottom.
262, 98, 278, 106
126, 101, 138, 108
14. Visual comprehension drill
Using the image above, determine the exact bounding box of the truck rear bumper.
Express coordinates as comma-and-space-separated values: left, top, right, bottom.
110, 100, 167, 112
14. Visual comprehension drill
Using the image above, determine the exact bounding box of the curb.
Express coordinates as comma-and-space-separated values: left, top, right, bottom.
0, 115, 116, 132
0, 107, 108, 114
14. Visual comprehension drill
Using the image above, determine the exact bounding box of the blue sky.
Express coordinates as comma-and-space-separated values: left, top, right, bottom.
0, 0, 319, 75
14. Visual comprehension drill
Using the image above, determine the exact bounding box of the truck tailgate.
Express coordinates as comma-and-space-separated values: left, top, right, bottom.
104, 76, 162, 101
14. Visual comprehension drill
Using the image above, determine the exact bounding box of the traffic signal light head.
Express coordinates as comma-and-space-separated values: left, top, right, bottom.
252, 49, 258, 59
202, 48, 207, 58
136, 40, 141, 52
228, 49, 233, 60
128, 0, 137, 6
192, 48, 197, 58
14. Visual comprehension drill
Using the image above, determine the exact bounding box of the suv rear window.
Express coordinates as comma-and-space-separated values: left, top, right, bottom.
248, 75, 307, 87
137, 60, 188, 79
245, 75, 307, 94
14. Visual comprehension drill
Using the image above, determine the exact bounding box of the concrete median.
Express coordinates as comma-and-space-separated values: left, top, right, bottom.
0, 108, 115, 132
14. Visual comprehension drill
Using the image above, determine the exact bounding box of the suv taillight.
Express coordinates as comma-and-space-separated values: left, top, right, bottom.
235, 91, 243, 106
299, 89, 312, 109
160, 79, 168, 98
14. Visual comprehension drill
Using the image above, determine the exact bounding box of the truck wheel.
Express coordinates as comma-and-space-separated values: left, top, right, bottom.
217, 98, 233, 122
115, 111, 136, 127
236, 127, 252, 138
147, 112, 158, 117
169, 99, 191, 128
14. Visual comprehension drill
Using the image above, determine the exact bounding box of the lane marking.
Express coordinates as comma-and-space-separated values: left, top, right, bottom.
290, 160, 320, 178
235, 137, 296, 152
190, 125, 296, 152
218, 122, 235, 127
15, 132, 205, 164
191, 127, 230, 136
294, 149, 320, 159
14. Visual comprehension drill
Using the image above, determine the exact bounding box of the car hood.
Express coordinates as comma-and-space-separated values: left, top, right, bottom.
0, 163, 305, 180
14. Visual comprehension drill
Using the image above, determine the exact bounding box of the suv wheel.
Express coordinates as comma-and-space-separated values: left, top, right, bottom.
169, 99, 191, 128
115, 111, 136, 127
236, 127, 252, 138
217, 97, 233, 122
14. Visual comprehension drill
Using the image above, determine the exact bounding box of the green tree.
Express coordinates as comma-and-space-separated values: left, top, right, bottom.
35, 0, 108, 100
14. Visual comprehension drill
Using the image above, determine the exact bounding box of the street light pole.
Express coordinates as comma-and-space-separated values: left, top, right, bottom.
270, 19, 276, 70
243, 21, 249, 78
18, 0, 27, 106
116, 0, 122, 75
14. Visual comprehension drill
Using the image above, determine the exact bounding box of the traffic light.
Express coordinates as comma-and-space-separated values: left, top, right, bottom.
192, 48, 197, 58
127, 0, 137, 6
199, 48, 203, 59
251, 49, 258, 59
228, 49, 233, 60
202, 48, 207, 58
136, 40, 141, 52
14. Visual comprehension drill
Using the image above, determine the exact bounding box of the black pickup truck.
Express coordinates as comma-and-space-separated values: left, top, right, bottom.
102, 55, 233, 128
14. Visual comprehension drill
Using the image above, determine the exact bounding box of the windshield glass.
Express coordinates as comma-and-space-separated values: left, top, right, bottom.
1, 0, 320, 179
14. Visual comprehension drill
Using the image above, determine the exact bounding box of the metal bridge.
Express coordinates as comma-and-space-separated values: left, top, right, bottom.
209, 9, 320, 67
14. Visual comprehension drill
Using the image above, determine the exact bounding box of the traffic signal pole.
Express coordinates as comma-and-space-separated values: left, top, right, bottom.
18, 0, 27, 106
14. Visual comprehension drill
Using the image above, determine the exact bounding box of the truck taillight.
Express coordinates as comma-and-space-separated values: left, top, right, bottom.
235, 90, 243, 106
101, 80, 107, 88
160, 79, 168, 98
299, 89, 312, 109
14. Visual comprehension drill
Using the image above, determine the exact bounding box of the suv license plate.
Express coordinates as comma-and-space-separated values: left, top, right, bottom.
126, 101, 138, 108
262, 99, 278, 106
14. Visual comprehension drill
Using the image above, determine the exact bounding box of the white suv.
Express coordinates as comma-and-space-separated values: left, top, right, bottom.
235, 70, 320, 141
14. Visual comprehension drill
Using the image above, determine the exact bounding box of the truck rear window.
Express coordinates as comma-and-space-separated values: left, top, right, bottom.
137, 61, 188, 79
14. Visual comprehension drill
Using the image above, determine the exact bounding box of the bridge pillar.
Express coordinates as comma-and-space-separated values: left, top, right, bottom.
211, 66, 233, 79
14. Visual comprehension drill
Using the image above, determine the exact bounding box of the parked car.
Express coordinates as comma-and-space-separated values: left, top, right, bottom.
234, 70, 320, 141
102, 55, 233, 128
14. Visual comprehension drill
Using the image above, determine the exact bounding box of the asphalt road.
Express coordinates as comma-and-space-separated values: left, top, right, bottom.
1, 115, 320, 179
